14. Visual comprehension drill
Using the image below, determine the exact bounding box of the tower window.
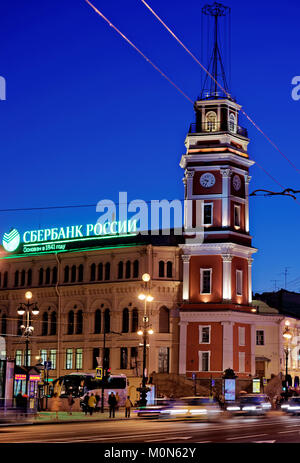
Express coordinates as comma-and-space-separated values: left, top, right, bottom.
205, 111, 217, 132
200, 269, 212, 294
203, 203, 213, 226
234, 205, 241, 228
236, 270, 243, 296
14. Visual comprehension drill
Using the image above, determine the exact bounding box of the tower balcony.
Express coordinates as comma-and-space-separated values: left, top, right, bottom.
188, 122, 248, 139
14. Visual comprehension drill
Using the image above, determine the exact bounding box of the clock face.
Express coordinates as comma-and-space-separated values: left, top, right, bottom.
200, 172, 216, 188
232, 174, 241, 191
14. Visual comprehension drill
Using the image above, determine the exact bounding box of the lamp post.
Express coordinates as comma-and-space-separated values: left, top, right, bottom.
17, 291, 39, 396
137, 273, 154, 407
283, 320, 292, 400
100, 329, 122, 413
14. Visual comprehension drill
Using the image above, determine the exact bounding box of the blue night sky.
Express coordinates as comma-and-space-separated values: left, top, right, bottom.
0, 0, 299, 293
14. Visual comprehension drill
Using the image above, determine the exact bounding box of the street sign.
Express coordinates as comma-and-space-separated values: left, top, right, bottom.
44, 361, 52, 370
96, 366, 103, 380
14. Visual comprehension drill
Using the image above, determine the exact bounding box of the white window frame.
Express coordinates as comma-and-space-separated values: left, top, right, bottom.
234, 204, 241, 229
198, 351, 210, 372
200, 268, 212, 295
66, 348, 73, 370
236, 270, 243, 296
238, 326, 245, 346
202, 202, 213, 227
239, 351, 245, 373
199, 325, 211, 344
229, 113, 237, 133
205, 111, 218, 132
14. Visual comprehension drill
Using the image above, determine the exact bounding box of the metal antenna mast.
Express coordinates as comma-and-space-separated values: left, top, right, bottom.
201, 2, 231, 99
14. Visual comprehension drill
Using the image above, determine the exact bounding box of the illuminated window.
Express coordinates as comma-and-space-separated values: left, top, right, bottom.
75, 348, 83, 370
50, 350, 57, 370
15, 350, 22, 366
158, 347, 169, 373
40, 349, 47, 364
236, 270, 243, 296
229, 113, 237, 133
66, 349, 73, 370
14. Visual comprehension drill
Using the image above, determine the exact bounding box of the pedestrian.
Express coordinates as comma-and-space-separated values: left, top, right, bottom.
22, 393, 28, 416
115, 392, 120, 411
125, 396, 133, 418
88, 393, 97, 416
67, 392, 75, 415
108, 392, 117, 418
83, 393, 89, 415
15, 392, 23, 417
51, 392, 60, 420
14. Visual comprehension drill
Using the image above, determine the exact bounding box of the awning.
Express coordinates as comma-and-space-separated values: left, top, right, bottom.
255, 356, 271, 362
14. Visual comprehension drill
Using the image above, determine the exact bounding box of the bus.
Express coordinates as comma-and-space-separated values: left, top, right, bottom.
51, 373, 127, 406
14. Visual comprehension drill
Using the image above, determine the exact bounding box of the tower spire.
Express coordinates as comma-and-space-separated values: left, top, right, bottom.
200, 2, 231, 100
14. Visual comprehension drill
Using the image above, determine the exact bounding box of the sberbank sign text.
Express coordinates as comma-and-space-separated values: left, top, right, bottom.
23, 220, 137, 244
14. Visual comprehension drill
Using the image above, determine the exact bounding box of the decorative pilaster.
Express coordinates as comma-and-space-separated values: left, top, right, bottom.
245, 175, 251, 233
179, 321, 188, 374
222, 254, 233, 301
182, 254, 191, 301
247, 257, 253, 304
220, 168, 232, 227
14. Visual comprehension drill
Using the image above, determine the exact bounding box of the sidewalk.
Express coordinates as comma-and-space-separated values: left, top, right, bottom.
34, 409, 137, 424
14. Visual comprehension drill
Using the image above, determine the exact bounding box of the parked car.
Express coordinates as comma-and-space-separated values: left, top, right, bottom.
160, 396, 222, 421
281, 396, 300, 415
226, 394, 271, 416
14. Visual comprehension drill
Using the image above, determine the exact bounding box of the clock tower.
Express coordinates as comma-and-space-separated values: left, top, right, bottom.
178, 2, 260, 382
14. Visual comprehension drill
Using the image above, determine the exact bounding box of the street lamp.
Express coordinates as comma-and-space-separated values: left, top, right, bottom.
137, 273, 154, 407
283, 320, 292, 400
17, 291, 39, 396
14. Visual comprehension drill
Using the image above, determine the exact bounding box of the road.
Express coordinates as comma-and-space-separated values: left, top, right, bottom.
0, 413, 300, 443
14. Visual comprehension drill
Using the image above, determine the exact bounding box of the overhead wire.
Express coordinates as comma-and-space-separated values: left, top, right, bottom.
139, 0, 300, 177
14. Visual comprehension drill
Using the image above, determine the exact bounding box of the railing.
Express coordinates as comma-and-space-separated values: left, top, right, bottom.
188, 121, 248, 138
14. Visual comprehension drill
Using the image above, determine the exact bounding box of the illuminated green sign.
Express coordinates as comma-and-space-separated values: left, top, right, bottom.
2, 220, 137, 255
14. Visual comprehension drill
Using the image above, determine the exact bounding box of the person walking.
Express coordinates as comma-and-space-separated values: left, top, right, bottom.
115, 392, 120, 412
125, 396, 133, 418
83, 393, 90, 415
108, 392, 117, 418
67, 392, 75, 415
88, 393, 97, 416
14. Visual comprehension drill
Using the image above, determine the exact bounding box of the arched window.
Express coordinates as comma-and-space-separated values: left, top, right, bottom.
38, 268, 44, 286
71, 265, 76, 282
68, 310, 74, 335
78, 264, 84, 282
14, 270, 19, 287
1, 314, 7, 336
118, 261, 123, 279
45, 268, 51, 285
122, 308, 129, 333
104, 309, 110, 333
90, 263, 96, 281
27, 269, 32, 286
52, 267, 57, 285
94, 309, 101, 334
64, 266, 69, 283
50, 311, 57, 335
159, 261, 165, 278
166, 261, 173, 278
98, 263, 103, 281
205, 111, 217, 132
3, 272, 8, 288
229, 113, 236, 133
105, 263, 110, 281
159, 306, 170, 333
133, 260, 139, 278
76, 310, 83, 334
20, 270, 26, 286
131, 308, 138, 333
125, 261, 131, 279
42, 312, 48, 336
